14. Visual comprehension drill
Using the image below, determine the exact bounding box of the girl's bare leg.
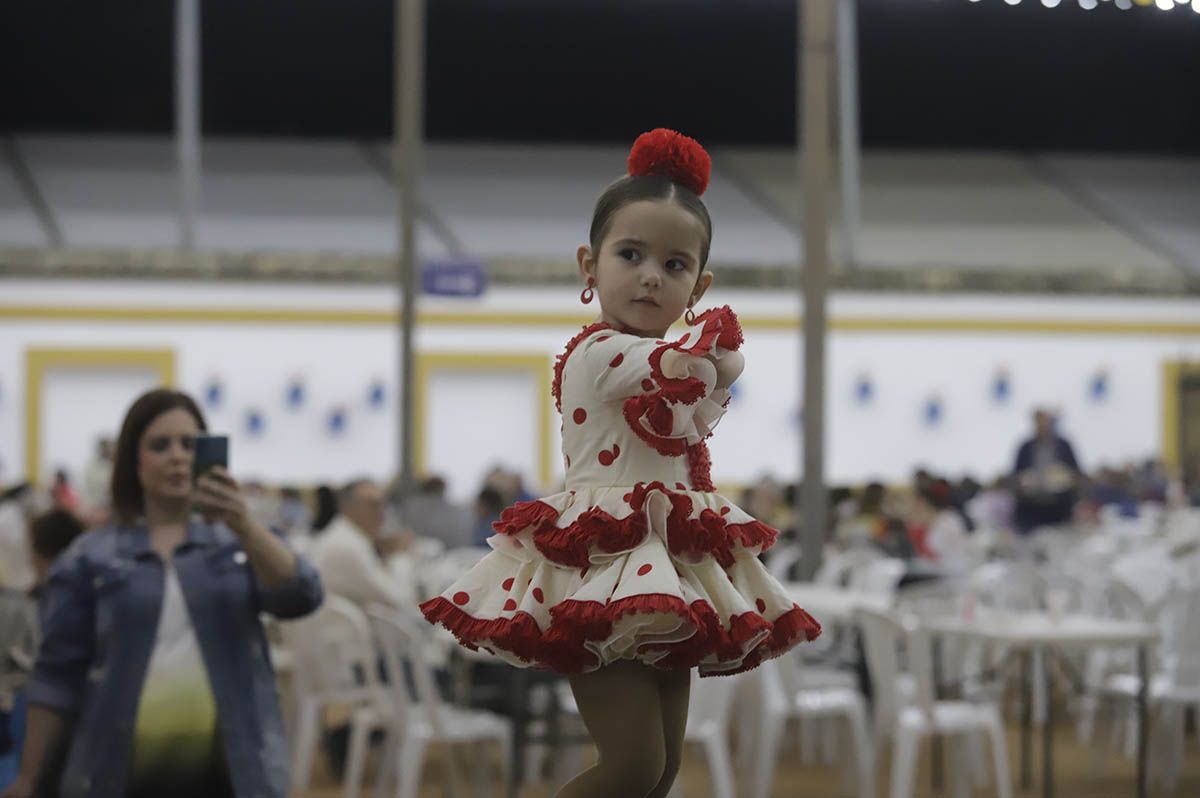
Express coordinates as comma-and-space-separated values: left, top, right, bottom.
554, 659, 667, 798
646, 667, 692, 798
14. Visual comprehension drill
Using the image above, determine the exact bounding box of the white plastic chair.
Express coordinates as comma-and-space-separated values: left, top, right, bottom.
748, 658, 873, 798
1089, 584, 1200, 791
766, 541, 804, 582
665, 671, 740, 798
280, 594, 391, 797
857, 607, 1013, 798
367, 605, 511, 798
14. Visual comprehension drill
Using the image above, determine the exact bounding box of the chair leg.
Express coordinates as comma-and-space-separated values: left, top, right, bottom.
889, 730, 919, 798
987, 716, 1014, 798
394, 733, 429, 798
343, 711, 373, 798
1033, 649, 1047, 726
374, 728, 397, 798
821, 717, 840, 766
949, 737, 971, 798
703, 733, 737, 798
799, 715, 817, 763
845, 701, 875, 798
967, 729, 990, 789
290, 698, 321, 791
752, 708, 786, 798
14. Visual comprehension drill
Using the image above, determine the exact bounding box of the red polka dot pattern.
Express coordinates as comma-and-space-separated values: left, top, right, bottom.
675, 482, 687, 490
503, 599, 518, 611
502, 578, 514, 591
720, 506, 731, 515
637, 563, 653, 576
642, 379, 656, 391
679, 333, 690, 344
598, 445, 620, 467
532, 588, 545, 603
609, 353, 624, 368
573, 408, 588, 424
756, 598, 767, 613
596, 335, 612, 343
453, 592, 470, 606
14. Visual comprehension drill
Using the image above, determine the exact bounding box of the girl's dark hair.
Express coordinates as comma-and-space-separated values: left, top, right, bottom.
111, 388, 207, 523
589, 175, 713, 269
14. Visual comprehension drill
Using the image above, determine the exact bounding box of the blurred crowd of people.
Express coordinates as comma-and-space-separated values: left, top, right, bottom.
1, 399, 1197, 791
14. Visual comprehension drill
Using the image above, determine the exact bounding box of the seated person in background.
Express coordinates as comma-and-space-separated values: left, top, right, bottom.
28, 510, 86, 602
0, 486, 35, 594
910, 480, 971, 574
472, 487, 506, 547
313, 478, 417, 609
0, 509, 86, 791
402, 476, 474, 550
835, 481, 887, 547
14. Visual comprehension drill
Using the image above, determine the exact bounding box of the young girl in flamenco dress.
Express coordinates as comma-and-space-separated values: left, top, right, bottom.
420, 128, 821, 798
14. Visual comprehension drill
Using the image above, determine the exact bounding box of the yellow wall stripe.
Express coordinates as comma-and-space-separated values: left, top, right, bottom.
3, 304, 1200, 336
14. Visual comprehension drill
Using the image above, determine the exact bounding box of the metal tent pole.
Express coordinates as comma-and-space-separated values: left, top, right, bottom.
175, 0, 201, 250
798, 0, 835, 579
395, 0, 425, 496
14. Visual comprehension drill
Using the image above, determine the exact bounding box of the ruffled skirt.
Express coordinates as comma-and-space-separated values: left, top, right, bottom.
419, 482, 821, 677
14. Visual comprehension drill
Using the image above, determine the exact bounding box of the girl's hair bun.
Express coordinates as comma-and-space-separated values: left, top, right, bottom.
627, 128, 712, 197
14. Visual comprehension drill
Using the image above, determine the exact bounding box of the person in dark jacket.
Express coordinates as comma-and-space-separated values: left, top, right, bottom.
1013, 408, 1081, 534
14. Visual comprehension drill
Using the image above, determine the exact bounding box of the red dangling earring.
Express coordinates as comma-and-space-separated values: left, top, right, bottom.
685, 306, 697, 325
580, 277, 595, 305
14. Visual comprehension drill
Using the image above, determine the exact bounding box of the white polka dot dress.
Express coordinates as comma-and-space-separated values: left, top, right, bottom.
420, 306, 821, 677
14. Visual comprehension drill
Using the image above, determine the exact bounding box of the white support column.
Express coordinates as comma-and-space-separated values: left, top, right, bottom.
836, 0, 862, 268
799, 0, 835, 579
395, 0, 425, 496
175, 0, 200, 250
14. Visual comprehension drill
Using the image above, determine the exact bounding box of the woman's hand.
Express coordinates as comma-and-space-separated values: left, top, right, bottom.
192, 466, 252, 534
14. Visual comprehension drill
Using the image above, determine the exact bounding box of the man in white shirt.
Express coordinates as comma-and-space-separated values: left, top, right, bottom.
312, 479, 417, 610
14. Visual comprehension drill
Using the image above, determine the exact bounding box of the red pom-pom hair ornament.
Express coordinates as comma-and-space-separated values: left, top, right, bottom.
627, 128, 712, 197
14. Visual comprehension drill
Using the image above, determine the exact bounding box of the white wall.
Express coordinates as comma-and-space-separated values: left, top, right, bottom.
2, 279, 1198, 500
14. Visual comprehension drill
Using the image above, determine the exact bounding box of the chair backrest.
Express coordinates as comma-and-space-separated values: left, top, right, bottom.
278, 593, 381, 703
685, 670, 739, 737
816, 547, 880, 587
847, 557, 906, 596
366, 604, 448, 733
965, 562, 1040, 612
856, 606, 920, 728
766, 542, 804, 582
1159, 584, 1200, 689
1111, 546, 1176, 614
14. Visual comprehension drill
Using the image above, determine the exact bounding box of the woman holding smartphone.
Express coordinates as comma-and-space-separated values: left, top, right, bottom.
3, 388, 323, 798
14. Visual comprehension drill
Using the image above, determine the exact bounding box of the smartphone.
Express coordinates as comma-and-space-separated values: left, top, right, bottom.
192, 434, 229, 480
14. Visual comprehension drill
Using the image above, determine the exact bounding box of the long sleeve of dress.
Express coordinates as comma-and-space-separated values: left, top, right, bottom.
581, 306, 743, 454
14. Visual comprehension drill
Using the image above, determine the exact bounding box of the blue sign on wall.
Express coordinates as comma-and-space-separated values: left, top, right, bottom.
422, 260, 488, 297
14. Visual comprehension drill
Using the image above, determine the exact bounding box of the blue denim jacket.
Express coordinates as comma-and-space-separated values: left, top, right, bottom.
26, 520, 323, 798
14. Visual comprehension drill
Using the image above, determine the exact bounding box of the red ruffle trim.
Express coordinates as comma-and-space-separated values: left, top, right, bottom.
492, 499, 561, 536
553, 321, 611, 413
420, 592, 821, 676
492, 483, 778, 568
706, 604, 823, 678
622, 396, 690, 457
687, 442, 715, 492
